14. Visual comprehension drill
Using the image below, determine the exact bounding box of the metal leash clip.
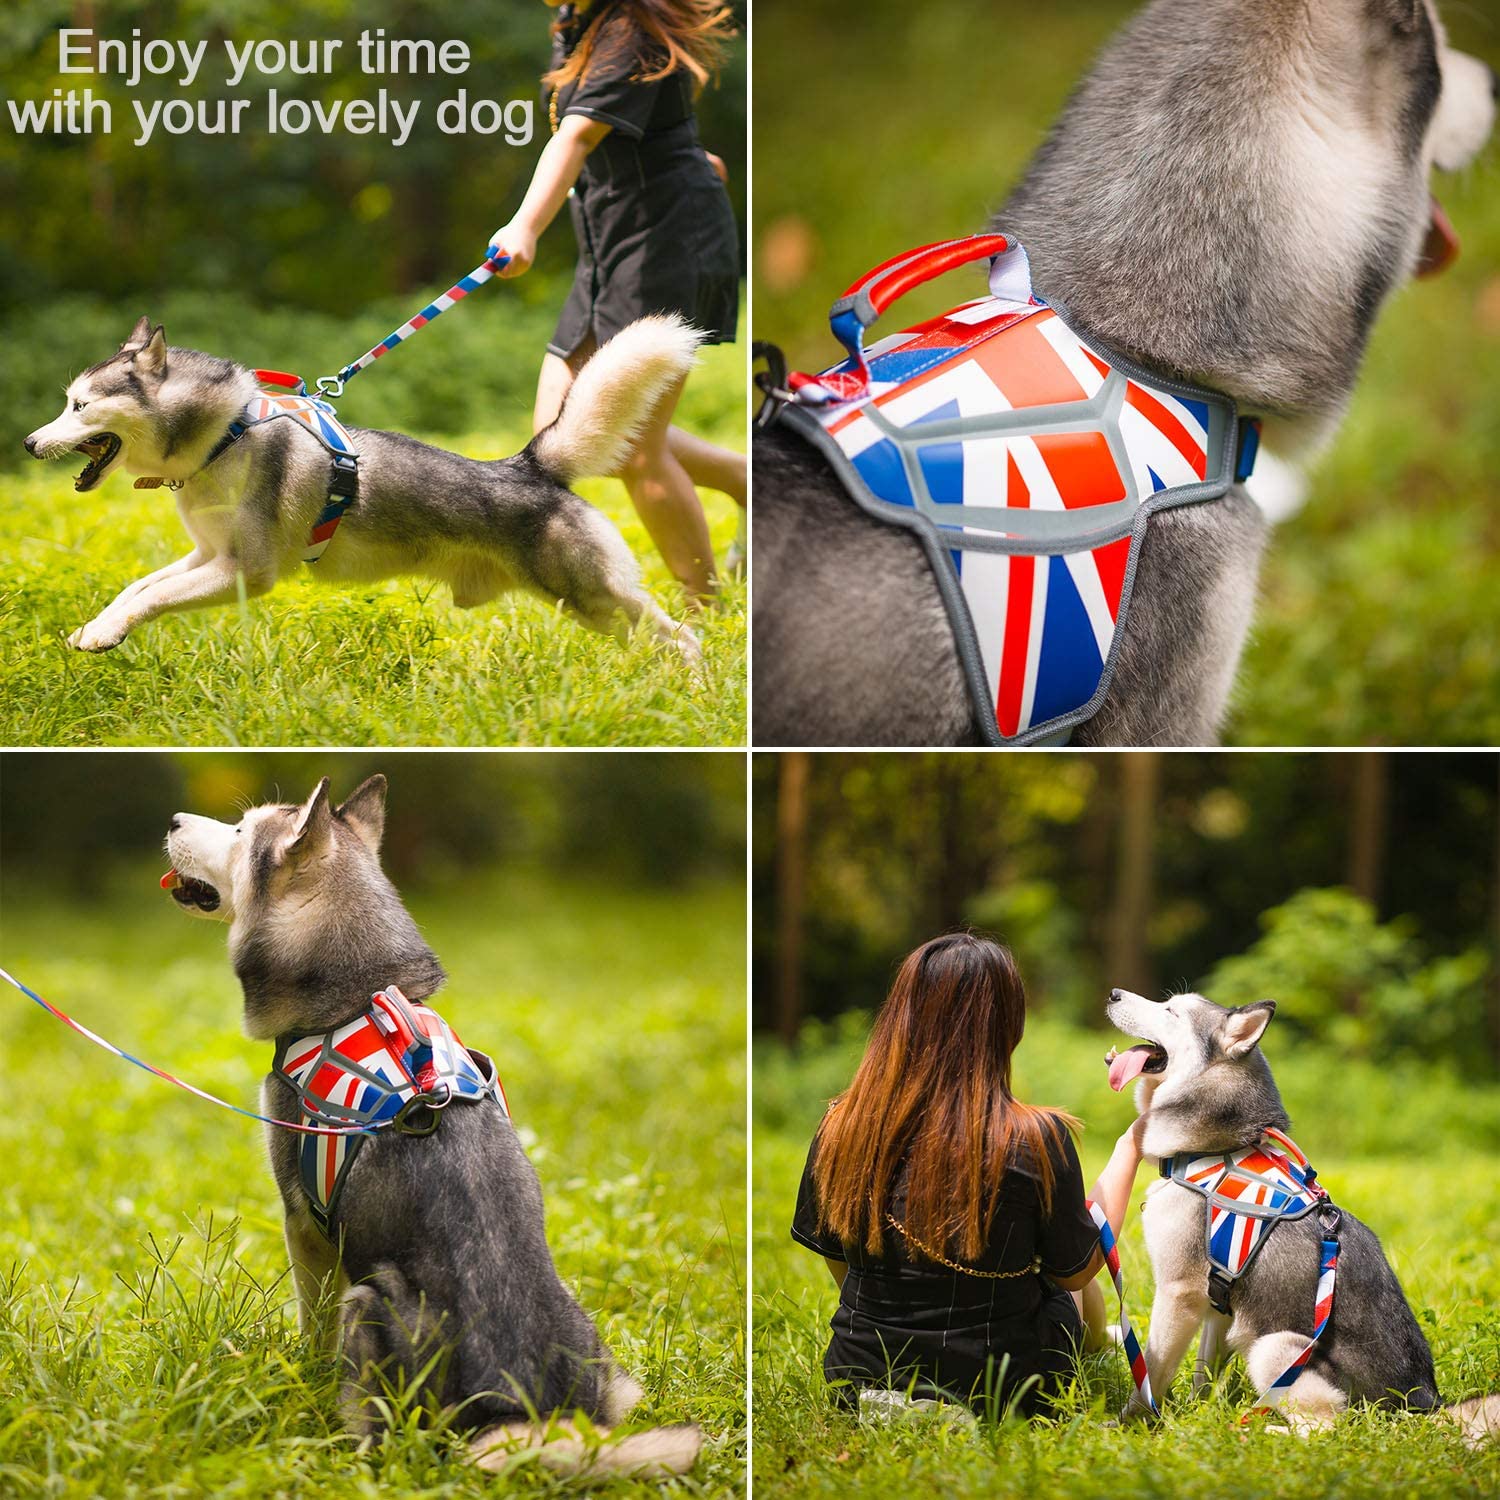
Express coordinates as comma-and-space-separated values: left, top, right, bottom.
314, 375, 345, 402
393, 1079, 454, 1136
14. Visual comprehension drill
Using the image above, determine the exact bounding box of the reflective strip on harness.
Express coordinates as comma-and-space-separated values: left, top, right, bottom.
272, 986, 507, 1239
776, 234, 1258, 746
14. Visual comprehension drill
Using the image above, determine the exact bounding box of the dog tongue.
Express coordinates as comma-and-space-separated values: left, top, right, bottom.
1417, 196, 1460, 279
160, 869, 180, 890
1108, 1045, 1157, 1093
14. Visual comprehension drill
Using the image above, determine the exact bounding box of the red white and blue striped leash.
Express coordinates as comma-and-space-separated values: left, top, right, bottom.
311, 247, 511, 400
0, 964, 375, 1138
1086, 1199, 1158, 1416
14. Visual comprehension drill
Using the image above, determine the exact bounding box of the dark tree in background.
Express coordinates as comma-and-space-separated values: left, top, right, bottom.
750, 753, 1500, 1074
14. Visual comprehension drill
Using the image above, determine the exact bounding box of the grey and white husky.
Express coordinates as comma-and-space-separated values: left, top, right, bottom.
25, 316, 700, 661
1104, 987, 1498, 1444
163, 775, 701, 1477
753, 0, 1496, 745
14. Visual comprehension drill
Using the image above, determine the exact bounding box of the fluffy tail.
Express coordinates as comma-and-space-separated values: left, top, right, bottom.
531, 315, 702, 483
1440, 1394, 1500, 1449
470, 1419, 702, 1478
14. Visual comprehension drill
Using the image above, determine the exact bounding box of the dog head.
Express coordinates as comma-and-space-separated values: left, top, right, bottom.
1105, 988, 1287, 1153
24, 317, 253, 488
164, 776, 444, 1038
24, 318, 172, 491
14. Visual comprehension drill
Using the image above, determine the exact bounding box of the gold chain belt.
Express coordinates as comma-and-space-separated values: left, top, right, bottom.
885, 1213, 1041, 1279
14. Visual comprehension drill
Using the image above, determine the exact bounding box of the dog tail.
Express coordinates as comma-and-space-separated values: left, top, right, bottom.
469, 1419, 702, 1478
530, 315, 702, 484
1439, 1394, 1500, 1449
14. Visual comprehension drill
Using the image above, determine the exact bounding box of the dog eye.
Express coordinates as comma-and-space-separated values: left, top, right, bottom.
71, 398, 87, 412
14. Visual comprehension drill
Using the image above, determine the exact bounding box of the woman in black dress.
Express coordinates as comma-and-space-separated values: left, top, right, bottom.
492, 1, 745, 600
792, 932, 1146, 1417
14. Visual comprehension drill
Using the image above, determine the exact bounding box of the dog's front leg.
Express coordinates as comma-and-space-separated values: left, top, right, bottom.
284, 1210, 343, 1356
1124, 1279, 1209, 1420
68, 556, 265, 651
102, 547, 213, 613
1192, 1309, 1232, 1395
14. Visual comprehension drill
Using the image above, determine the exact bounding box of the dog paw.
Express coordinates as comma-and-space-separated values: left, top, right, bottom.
1118, 1397, 1161, 1426
68, 618, 126, 652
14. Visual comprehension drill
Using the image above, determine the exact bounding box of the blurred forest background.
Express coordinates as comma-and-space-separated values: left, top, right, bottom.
753, 0, 1500, 746
753, 752, 1500, 1080
0, 0, 747, 439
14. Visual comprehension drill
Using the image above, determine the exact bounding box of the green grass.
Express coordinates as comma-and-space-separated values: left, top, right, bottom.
0, 868, 747, 1497
751, 1016, 1500, 1498
753, 0, 1500, 746
0, 297, 746, 748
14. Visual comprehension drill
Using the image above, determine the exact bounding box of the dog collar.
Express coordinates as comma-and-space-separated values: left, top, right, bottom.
760, 235, 1261, 746
272, 986, 508, 1240
135, 372, 361, 565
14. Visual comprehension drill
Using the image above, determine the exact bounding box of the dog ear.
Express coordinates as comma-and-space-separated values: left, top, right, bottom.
1222, 1000, 1276, 1058
120, 315, 153, 353
290, 777, 332, 850
336, 774, 387, 854
135, 326, 168, 378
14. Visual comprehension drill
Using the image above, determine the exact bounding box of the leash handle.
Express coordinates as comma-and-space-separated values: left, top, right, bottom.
330, 249, 512, 392
1086, 1199, 1159, 1416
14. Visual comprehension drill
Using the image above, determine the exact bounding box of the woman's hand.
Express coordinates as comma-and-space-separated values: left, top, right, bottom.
489, 221, 537, 278
703, 149, 729, 184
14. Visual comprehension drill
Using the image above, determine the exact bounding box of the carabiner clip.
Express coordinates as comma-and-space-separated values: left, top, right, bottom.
314, 375, 345, 401
394, 1081, 453, 1136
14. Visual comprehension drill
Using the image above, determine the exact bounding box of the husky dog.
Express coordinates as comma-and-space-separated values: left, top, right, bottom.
753, 0, 1497, 745
1104, 987, 1499, 1445
162, 775, 701, 1477
25, 317, 700, 661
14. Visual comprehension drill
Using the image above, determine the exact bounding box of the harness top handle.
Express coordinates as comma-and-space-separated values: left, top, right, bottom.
825, 233, 1038, 396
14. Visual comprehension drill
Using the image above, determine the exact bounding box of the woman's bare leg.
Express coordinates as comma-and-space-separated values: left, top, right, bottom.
667, 426, 747, 507
533, 346, 585, 433
1073, 1279, 1109, 1354
619, 373, 717, 600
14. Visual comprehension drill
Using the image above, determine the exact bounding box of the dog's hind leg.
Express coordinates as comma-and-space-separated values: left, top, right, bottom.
337, 1266, 448, 1440
1243, 1332, 1346, 1435
527, 499, 701, 666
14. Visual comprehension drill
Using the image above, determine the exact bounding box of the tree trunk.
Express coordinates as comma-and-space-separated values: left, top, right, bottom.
1346, 752, 1389, 914
775, 752, 810, 1046
1104, 753, 1160, 1004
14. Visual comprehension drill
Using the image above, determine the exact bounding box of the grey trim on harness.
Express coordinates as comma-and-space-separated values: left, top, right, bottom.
768, 312, 1247, 747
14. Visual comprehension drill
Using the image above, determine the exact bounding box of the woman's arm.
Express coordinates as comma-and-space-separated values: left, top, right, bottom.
490, 113, 612, 276
1049, 1120, 1145, 1291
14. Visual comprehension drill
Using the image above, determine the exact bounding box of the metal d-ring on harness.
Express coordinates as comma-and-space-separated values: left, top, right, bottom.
755, 234, 1263, 747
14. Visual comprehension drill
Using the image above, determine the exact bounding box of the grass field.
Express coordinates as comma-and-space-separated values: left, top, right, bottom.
0, 298, 746, 749
753, 0, 1500, 747
0, 866, 747, 1497
752, 1016, 1500, 1499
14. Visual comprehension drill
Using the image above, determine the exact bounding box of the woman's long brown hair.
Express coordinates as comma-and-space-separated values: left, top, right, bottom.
545, 1, 736, 94
813, 933, 1079, 1263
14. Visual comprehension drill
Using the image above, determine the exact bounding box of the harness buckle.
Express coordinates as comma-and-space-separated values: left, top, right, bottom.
314, 375, 345, 401
1206, 1267, 1235, 1315
327, 457, 359, 498
393, 1081, 453, 1136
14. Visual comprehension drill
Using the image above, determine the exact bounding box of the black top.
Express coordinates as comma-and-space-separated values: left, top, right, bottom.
792, 1121, 1099, 1413
547, 1, 739, 356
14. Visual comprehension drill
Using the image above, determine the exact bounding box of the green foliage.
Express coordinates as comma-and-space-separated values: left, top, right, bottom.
1204, 888, 1492, 1069
0, 866, 747, 1497
0, 306, 747, 747
752, 0, 1500, 746
752, 1020, 1500, 1498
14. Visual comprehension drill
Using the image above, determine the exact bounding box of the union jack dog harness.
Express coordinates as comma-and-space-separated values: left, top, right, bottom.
272, 985, 508, 1240
758, 234, 1262, 746
1161, 1126, 1343, 1415
137, 371, 360, 565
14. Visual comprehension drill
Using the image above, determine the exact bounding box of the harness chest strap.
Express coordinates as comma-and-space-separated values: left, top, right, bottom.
272, 985, 508, 1240
760, 234, 1261, 747
136, 372, 361, 565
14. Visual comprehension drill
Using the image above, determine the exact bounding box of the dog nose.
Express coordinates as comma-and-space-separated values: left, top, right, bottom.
169, 815, 183, 831
1108, 987, 1123, 1003
23, 435, 38, 456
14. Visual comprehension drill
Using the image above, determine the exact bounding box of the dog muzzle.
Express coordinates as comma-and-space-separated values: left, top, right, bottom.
758, 234, 1261, 746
